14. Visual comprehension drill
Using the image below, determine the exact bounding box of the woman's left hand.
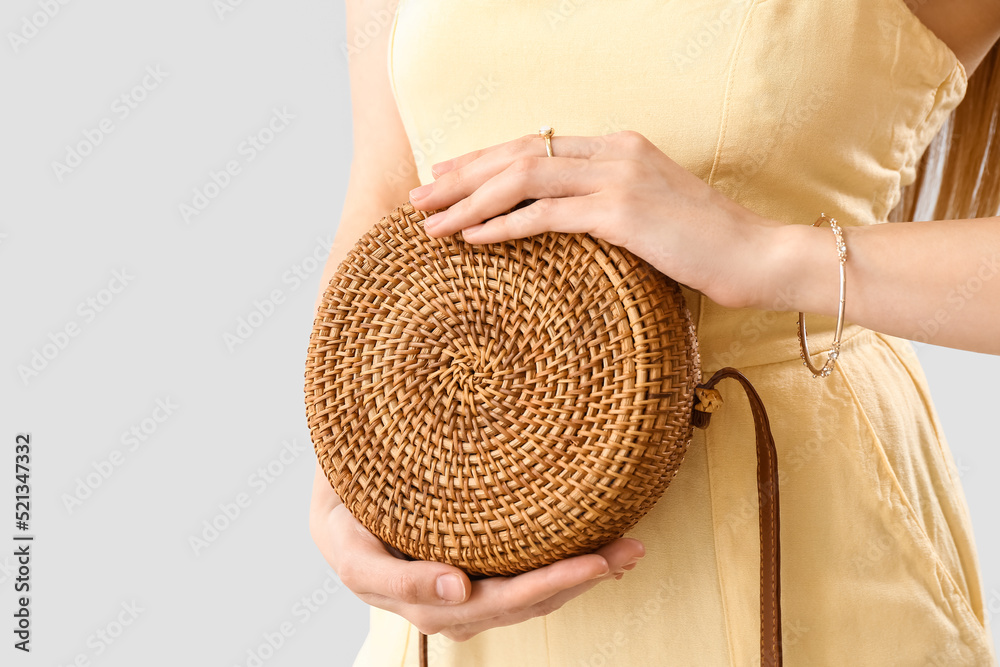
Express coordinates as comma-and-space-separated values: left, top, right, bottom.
409, 130, 784, 311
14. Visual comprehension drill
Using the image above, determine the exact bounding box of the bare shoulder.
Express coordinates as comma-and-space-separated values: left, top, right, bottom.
907, 0, 1000, 75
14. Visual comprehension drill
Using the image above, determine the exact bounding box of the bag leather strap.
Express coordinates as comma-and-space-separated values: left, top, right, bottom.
695, 367, 782, 667
418, 366, 782, 667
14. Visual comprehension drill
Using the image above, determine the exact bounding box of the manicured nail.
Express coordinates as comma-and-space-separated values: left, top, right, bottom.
461, 224, 487, 242
431, 160, 453, 177
410, 183, 433, 201
436, 574, 465, 602
589, 559, 611, 580
423, 210, 449, 233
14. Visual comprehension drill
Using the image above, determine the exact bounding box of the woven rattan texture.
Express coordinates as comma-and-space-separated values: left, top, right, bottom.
305, 201, 701, 577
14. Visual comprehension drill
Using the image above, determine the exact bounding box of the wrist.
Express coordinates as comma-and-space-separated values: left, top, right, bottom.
756, 220, 843, 316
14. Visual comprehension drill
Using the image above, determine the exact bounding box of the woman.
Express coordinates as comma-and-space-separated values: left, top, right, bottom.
311, 0, 1000, 664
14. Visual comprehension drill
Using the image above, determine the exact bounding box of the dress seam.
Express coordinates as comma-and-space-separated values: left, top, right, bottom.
702, 5, 760, 661
707, 0, 759, 189
704, 425, 738, 667
833, 351, 987, 641
401, 621, 412, 667
543, 614, 552, 666
871, 332, 961, 492
875, 0, 968, 219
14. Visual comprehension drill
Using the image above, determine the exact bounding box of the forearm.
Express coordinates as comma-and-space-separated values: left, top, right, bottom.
313, 163, 420, 314
767, 217, 1000, 354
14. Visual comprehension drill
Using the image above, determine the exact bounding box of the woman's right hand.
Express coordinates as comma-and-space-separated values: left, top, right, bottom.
309, 463, 646, 643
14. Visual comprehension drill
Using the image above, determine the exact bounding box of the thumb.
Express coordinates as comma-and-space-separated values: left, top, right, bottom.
333, 506, 472, 605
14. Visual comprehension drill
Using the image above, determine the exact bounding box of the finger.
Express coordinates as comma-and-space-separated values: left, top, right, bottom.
440, 537, 643, 627
430, 132, 582, 179
416, 132, 625, 210
433, 131, 631, 177
423, 156, 606, 238
309, 462, 344, 554
458, 193, 608, 246
371, 541, 607, 633
318, 503, 473, 607
430, 136, 520, 178
475, 538, 644, 617
440, 538, 646, 640
309, 462, 342, 515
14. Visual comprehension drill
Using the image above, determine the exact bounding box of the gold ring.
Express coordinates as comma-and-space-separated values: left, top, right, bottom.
539, 125, 554, 157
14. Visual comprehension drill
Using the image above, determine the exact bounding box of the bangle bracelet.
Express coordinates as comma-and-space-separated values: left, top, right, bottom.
797, 214, 847, 378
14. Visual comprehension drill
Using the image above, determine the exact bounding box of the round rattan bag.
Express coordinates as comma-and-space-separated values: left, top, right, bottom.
305, 200, 784, 666
305, 200, 702, 576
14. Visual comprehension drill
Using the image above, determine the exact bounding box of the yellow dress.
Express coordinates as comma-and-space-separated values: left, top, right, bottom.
354, 1, 998, 664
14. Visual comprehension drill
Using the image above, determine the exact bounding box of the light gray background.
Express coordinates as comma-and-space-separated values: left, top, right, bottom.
1, 2, 997, 666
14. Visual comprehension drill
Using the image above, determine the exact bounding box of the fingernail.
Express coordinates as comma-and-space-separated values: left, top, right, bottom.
590, 560, 610, 580
410, 183, 433, 201
461, 225, 486, 242
436, 574, 465, 602
431, 160, 453, 177
424, 210, 449, 233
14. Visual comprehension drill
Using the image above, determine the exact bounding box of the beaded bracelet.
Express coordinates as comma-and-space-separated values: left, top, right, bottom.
797, 214, 847, 378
